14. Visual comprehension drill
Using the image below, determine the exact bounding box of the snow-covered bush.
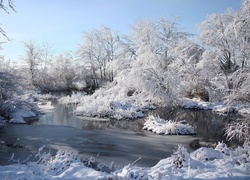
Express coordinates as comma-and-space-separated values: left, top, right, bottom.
143, 115, 196, 135
226, 117, 250, 144
215, 141, 230, 155
229, 145, 250, 165
198, 0, 250, 104
171, 145, 191, 168
0, 71, 19, 117
71, 85, 151, 119
59, 91, 84, 105
0, 70, 39, 123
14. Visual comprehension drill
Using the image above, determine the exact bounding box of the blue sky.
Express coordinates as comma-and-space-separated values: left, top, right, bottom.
1, 0, 241, 63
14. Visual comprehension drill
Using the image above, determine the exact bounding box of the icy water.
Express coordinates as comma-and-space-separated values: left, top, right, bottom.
0, 103, 239, 167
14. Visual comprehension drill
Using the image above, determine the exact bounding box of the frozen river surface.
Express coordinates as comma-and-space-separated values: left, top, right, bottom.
0, 103, 237, 167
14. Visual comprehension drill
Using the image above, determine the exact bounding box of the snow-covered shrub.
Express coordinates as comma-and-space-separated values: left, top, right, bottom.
2, 143, 250, 179
45, 149, 81, 175
186, 84, 209, 102
143, 115, 196, 135
115, 164, 149, 180
59, 79, 156, 119
73, 92, 146, 120
230, 145, 250, 165
171, 145, 190, 168
215, 141, 230, 155
59, 91, 84, 105
226, 117, 250, 144
26, 146, 82, 176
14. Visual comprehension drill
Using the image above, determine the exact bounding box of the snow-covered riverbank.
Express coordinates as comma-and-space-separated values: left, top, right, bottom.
182, 98, 250, 115
0, 142, 249, 179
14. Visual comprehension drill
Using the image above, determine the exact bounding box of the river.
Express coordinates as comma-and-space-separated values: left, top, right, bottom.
0, 102, 239, 168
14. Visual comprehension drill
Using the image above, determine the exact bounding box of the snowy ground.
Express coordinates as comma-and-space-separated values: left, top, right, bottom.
37, 101, 55, 113
0, 143, 249, 179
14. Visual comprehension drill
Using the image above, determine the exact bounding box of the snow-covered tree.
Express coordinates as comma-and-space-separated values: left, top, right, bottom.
125, 18, 193, 104
199, 12, 237, 74
97, 26, 121, 82
198, 0, 250, 102
52, 52, 76, 90
157, 17, 191, 64
170, 39, 207, 100
0, 58, 22, 119
0, 72, 18, 116
21, 41, 41, 88
78, 26, 122, 89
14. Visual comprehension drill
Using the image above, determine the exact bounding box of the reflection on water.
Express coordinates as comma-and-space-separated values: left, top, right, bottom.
151, 107, 241, 143
31, 103, 145, 132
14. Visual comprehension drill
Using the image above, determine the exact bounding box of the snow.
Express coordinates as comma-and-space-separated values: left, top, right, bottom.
6, 93, 56, 124
0, 143, 249, 179
9, 108, 37, 124
143, 115, 196, 135
59, 85, 156, 120
58, 92, 83, 105
37, 101, 55, 113
190, 147, 223, 161
181, 97, 250, 115
59, 92, 250, 121
238, 108, 250, 115
32, 92, 58, 101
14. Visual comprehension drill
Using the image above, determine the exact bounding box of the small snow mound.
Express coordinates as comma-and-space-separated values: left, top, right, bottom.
191, 147, 224, 161
143, 115, 196, 135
